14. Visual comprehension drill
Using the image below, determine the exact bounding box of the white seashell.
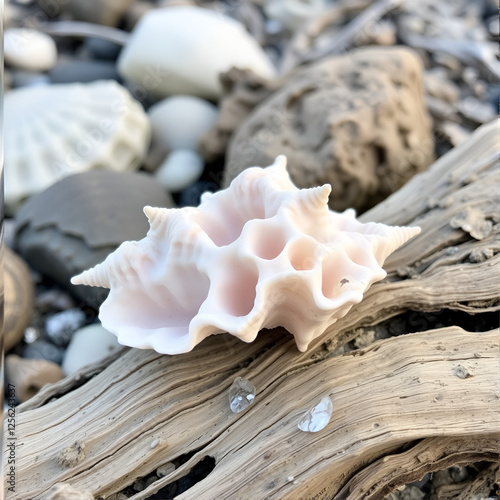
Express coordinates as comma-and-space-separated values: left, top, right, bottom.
154, 149, 205, 192
4, 81, 151, 214
4, 28, 57, 72
148, 95, 219, 151
117, 6, 277, 100
264, 0, 327, 32
72, 156, 420, 355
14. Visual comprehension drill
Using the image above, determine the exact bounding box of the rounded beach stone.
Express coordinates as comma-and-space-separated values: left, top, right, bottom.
4, 247, 34, 352
263, 0, 327, 32
117, 6, 276, 100
4, 28, 57, 72
154, 150, 205, 192
224, 47, 434, 213
5, 354, 64, 403
149, 95, 219, 151
15, 171, 175, 308
62, 323, 122, 376
146, 95, 219, 170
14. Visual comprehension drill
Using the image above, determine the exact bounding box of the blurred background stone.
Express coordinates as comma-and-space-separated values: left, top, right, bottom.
117, 6, 277, 100
4, 28, 57, 72
15, 171, 175, 308
4, 247, 35, 352
5, 354, 64, 403
49, 60, 121, 84
62, 323, 123, 376
37, 0, 135, 27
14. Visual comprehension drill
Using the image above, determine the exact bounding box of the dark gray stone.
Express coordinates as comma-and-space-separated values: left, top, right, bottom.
50, 60, 121, 84
178, 180, 218, 207
15, 171, 175, 308
23, 339, 64, 364
84, 38, 122, 61
10, 70, 51, 88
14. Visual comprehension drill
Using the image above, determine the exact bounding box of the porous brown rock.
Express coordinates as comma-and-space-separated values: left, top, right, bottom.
198, 67, 277, 165
224, 46, 434, 213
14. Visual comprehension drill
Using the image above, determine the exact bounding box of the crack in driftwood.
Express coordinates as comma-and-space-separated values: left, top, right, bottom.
7, 120, 499, 499
335, 435, 500, 499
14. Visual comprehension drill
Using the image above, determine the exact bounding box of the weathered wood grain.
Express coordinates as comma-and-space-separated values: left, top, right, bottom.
8, 120, 499, 499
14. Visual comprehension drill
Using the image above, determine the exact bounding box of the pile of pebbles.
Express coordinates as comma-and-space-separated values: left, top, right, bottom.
2, 0, 498, 497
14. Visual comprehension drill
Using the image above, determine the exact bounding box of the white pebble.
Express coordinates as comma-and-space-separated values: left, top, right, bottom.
148, 95, 218, 151
154, 149, 204, 192
4, 28, 57, 72
117, 6, 276, 99
62, 323, 122, 376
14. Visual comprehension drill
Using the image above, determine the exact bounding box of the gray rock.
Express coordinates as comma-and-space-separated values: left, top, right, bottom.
15, 171, 175, 308
35, 289, 76, 313
23, 339, 64, 364
84, 38, 122, 61
50, 60, 121, 84
10, 70, 51, 89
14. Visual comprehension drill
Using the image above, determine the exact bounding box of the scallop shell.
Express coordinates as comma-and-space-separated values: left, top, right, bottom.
4, 80, 151, 214
72, 156, 420, 354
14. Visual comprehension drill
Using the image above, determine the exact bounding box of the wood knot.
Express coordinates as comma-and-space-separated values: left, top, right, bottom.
58, 442, 86, 468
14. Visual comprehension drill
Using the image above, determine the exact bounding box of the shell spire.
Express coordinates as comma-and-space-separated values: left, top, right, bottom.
367, 224, 421, 264
71, 260, 111, 288
301, 184, 332, 209
144, 205, 171, 235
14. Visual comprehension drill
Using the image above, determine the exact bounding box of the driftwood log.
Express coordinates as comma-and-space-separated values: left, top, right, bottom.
9, 120, 500, 499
